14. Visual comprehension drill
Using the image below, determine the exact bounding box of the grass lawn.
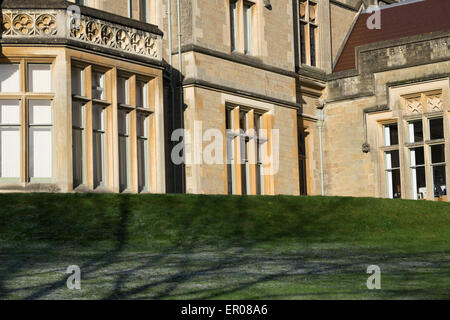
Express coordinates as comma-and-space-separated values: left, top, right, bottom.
1, 193, 450, 299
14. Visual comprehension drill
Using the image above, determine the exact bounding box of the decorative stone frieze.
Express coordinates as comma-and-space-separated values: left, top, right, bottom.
1, 8, 161, 60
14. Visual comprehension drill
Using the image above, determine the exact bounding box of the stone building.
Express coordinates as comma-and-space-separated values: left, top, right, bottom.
0, 0, 449, 201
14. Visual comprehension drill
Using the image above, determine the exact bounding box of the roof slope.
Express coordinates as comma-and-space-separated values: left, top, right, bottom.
333, 0, 450, 73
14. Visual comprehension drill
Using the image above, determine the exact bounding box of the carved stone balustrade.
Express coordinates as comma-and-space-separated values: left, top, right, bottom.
0, 0, 163, 63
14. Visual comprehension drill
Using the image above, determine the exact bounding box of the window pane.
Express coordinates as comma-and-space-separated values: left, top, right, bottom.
92, 106, 105, 131
412, 166, 426, 200
137, 113, 148, 192
92, 72, 105, 100
72, 102, 84, 128
0, 64, 20, 92
140, 0, 148, 22
117, 77, 129, 105
299, 0, 306, 19
429, 118, 444, 140
93, 131, 105, 187
310, 26, 317, 67
408, 120, 423, 143
28, 64, 52, 93
136, 81, 148, 108
386, 150, 400, 169
0, 100, 20, 125
0, 128, 20, 178
118, 110, 128, 135
244, 4, 252, 54
137, 139, 148, 192
119, 135, 128, 191
431, 144, 445, 164
239, 111, 247, 132
73, 128, 83, 187
300, 22, 306, 64
386, 169, 401, 199
71, 67, 84, 96
72, 103, 84, 187
384, 123, 398, 146
29, 100, 52, 125
410, 147, 424, 166
29, 128, 52, 178
137, 113, 148, 137
433, 165, 446, 199
230, 1, 238, 51
309, 2, 317, 23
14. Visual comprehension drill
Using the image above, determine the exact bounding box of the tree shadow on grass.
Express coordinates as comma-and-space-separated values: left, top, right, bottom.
1, 194, 450, 299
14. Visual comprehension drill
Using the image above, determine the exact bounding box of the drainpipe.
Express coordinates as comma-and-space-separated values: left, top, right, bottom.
176, 0, 185, 192
317, 99, 325, 196
167, 0, 178, 191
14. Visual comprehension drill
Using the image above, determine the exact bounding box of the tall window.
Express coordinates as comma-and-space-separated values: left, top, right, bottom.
72, 64, 111, 190
298, 0, 318, 67
117, 74, 151, 193
227, 106, 267, 195
229, 0, 255, 55
230, 1, 238, 52
383, 123, 401, 198
0, 62, 53, 183
71, 61, 110, 189
243, 2, 253, 54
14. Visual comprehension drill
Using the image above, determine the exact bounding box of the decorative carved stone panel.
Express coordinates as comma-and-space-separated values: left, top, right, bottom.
2, 11, 58, 36
405, 96, 423, 114
427, 94, 443, 112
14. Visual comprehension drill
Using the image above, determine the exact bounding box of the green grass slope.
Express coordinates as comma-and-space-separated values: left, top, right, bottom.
1, 193, 449, 249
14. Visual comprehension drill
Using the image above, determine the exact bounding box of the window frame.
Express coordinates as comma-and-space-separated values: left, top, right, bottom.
226, 105, 269, 195
297, 0, 319, 67
0, 59, 55, 184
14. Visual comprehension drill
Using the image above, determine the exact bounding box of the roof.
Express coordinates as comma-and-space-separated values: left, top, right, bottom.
333, 0, 450, 73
